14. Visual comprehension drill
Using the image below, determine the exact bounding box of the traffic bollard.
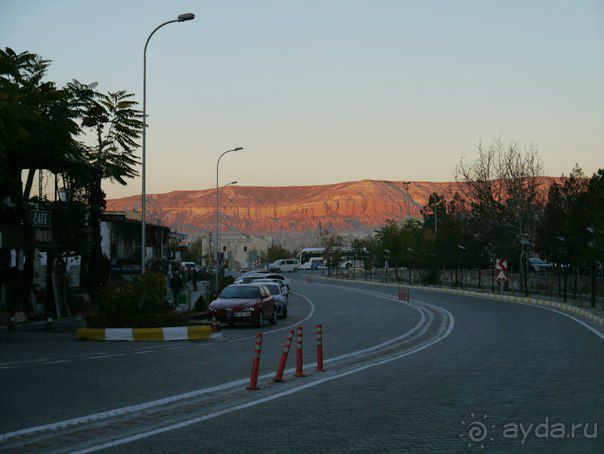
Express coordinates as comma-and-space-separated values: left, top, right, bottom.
274, 330, 294, 382
211, 315, 220, 333
295, 325, 305, 377
315, 324, 325, 372
247, 332, 263, 390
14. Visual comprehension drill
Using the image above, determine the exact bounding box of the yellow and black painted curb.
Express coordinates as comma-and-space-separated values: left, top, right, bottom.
317, 276, 604, 329
76, 325, 222, 341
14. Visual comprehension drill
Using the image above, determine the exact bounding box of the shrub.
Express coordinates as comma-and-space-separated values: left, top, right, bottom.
91, 273, 175, 328
420, 268, 440, 286
133, 312, 186, 328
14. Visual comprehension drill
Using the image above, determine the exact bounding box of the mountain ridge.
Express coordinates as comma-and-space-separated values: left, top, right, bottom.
106, 178, 556, 237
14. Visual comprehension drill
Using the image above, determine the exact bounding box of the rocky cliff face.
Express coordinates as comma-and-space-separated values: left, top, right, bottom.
105, 179, 551, 236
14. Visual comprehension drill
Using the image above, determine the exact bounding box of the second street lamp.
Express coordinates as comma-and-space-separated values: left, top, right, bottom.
141, 12, 195, 274
215, 147, 244, 289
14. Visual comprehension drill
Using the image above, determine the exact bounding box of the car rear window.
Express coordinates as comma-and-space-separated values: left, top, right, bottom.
264, 284, 280, 295
219, 286, 261, 298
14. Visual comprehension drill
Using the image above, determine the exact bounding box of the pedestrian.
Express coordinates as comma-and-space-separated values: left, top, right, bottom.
170, 271, 183, 305
188, 266, 198, 291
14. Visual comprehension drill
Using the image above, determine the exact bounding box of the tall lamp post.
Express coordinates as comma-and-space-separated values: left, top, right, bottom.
141, 12, 195, 274
215, 148, 243, 288
217, 180, 237, 275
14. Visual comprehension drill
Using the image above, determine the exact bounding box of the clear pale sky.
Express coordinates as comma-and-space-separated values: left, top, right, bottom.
2, 0, 603, 199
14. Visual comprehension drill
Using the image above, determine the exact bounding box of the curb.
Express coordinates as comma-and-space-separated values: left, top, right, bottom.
316, 276, 604, 329
75, 325, 223, 341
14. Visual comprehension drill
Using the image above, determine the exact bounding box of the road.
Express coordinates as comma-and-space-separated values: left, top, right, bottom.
1, 274, 602, 452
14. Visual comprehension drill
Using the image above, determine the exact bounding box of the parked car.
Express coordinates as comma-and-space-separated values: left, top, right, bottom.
528, 257, 552, 274
239, 272, 293, 289
250, 281, 288, 318
251, 278, 289, 297
258, 273, 293, 289
269, 259, 300, 273
180, 261, 197, 271
208, 284, 277, 328
234, 272, 265, 284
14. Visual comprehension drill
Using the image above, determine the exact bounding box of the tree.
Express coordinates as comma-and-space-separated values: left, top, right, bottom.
185, 238, 204, 263
0, 48, 84, 312
68, 80, 142, 297
322, 234, 344, 276
456, 138, 545, 294
265, 244, 292, 264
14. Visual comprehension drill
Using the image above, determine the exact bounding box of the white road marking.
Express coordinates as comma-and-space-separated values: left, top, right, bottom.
44, 360, 72, 365
88, 353, 125, 360
0, 365, 16, 370
0, 290, 450, 445
134, 350, 152, 354
76, 300, 454, 452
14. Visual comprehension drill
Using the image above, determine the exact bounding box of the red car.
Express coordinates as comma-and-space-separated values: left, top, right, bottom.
209, 284, 277, 328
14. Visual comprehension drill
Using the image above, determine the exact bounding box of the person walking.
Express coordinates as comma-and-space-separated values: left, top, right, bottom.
190, 267, 198, 291
170, 271, 183, 306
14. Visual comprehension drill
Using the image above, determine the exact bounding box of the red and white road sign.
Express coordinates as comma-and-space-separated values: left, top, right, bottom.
496, 258, 508, 282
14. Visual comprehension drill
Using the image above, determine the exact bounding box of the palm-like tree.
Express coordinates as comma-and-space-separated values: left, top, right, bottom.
68, 80, 143, 296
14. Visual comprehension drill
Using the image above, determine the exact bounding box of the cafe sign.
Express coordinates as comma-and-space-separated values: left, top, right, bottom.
31, 210, 52, 228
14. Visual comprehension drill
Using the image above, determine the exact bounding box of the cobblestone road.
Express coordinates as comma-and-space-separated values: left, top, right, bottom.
1, 275, 602, 452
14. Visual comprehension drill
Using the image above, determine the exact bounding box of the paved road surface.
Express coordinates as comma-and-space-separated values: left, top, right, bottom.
1, 274, 602, 452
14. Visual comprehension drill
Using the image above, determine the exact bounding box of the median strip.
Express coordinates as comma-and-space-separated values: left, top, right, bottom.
76, 326, 223, 342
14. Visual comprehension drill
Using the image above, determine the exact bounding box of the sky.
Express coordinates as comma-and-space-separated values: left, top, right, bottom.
2, 0, 603, 199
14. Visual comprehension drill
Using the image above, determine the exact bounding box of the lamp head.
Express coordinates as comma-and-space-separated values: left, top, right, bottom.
177, 13, 195, 22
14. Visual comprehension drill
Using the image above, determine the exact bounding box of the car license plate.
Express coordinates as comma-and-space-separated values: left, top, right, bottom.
234, 311, 251, 317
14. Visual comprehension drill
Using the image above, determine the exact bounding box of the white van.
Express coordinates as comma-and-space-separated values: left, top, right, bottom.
269, 259, 300, 273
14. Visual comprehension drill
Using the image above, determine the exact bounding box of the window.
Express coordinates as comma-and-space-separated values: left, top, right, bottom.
223, 246, 226, 252
244, 246, 247, 252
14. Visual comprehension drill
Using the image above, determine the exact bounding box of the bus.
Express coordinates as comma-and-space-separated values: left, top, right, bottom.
297, 247, 325, 269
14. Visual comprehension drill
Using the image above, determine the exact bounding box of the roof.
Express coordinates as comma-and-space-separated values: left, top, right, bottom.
101, 211, 169, 230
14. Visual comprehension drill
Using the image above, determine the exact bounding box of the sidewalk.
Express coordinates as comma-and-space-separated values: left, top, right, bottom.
0, 316, 86, 342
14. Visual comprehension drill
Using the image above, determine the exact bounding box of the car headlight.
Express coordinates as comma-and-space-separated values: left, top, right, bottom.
245, 307, 256, 311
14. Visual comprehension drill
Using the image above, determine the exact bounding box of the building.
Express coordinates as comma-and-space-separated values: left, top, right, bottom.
201, 232, 272, 270
100, 211, 170, 268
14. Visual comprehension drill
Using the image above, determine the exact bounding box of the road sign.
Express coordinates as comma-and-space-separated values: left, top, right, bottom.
496, 258, 508, 282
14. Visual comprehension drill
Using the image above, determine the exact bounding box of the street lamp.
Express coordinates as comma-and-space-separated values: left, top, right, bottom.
216, 148, 244, 288
217, 181, 237, 275
141, 12, 195, 274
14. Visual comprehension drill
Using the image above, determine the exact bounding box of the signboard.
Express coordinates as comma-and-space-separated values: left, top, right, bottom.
496, 258, 508, 282
35, 229, 53, 243
31, 210, 52, 228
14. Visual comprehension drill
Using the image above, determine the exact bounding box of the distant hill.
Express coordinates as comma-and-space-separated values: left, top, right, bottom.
106, 178, 557, 237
